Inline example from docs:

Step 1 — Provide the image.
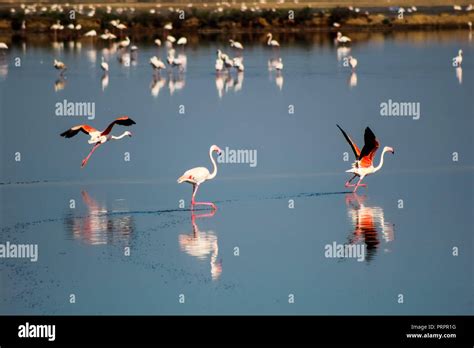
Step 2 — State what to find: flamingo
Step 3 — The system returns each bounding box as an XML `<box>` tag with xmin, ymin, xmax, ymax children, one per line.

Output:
<box><xmin>53</xmin><ymin>59</ymin><xmax>67</xmax><ymax>75</ymax></box>
<box><xmin>177</xmin><ymin>145</ymin><xmax>223</xmax><ymax>210</ymax></box>
<box><xmin>0</xmin><ymin>42</ymin><xmax>8</xmax><ymax>50</ymax></box>
<box><xmin>60</xmin><ymin>116</ymin><xmax>136</xmax><ymax>168</ymax></box>
<box><xmin>348</xmin><ymin>55</ymin><xmax>358</xmax><ymax>71</ymax></box>
<box><xmin>233</xmin><ymin>57</ymin><xmax>245</xmax><ymax>72</ymax></box>
<box><xmin>337</xmin><ymin>125</ymin><xmax>394</xmax><ymax>192</ymax></box>
<box><xmin>336</xmin><ymin>32</ymin><xmax>352</xmax><ymax>45</ymax></box>
<box><xmin>266</xmin><ymin>33</ymin><xmax>280</xmax><ymax>47</ymax></box>
<box><xmin>84</xmin><ymin>30</ymin><xmax>97</xmax><ymax>37</ymax></box>
<box><xmin>154</xmin><ymin>38</ymin><xmax>162</xmax><ymax>47</ymax></box>
<box><xmin>118</xmin><ymin>36</ymin><xmax>130</xmax><ymax>49</ymax></box>
<box><xmin>177</xmin><ymin>37</ymin><xmax>187</xmax><ymax>46</ymax></box>
<box><xmin>150</xmin><ymin>56</ymin><xmax>166</xmax><ymax>74</ymax></box>
<box><xmin>229</xmin><ymin>39</ymin><xmax>244</xmax><ymax>50</ymax></box>
<box><xmin>453</xmin><ymin>49</ymin><xmax>463</xmax><ymax>66</ymax></box>
<box><xmin>100</xmin><ymin>56</ymin><xmax>109</xmax><ymax>73</ymax></box>
<box><xmin>274</xmin><ymin>57</ymin><xmax>283</xmax><ymax>71</ymax></box>
<box><xmin>215</xmin><ymin>57</ymin><xmax>224</xmax><ymax>72</ymax></box>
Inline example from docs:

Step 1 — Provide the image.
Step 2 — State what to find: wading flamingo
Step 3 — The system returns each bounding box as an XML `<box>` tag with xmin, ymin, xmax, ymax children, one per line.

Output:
<box><xmin>150</xmin><ymin>56</ymin><xmax>166</xmax><ymax>74</ymax></box>
<box><xmin>54</xmin><ymin>59</ymin><xmax>67</xmax><ymax>75</ymax></box>
<box><xmin>266</xmin><ymin>33</ymin><xmax>280</xmax><ymax>47</ymax></box>
<box><xmin>336</xmin><ymin>32</ymin><xmax>352</xmax><ymax>45</ymax></box>
<box><xmin>229</xmin><ymin>39</ymin><xmax>244</xmax><ymax>50</ymax></box>
<box><xmin>177</xmin><ymin>145</ymin><xmax>222</xmax><ymax>210</ymax></box>
<box><xmin>100</xmin><ymin>56</ymin><xmax>109</xmax><ymax>73</ymax></box>
<box><xmin>453</xmin><ymin>49</ymin><xmax>463</xmax><ymax>66</ymax></box>
<box><xmin>60</xmin><ymin>116</ymin><xmax>136</xmax><ymax>168</ymax></box>
<box><xmin>337</xmin><ymin>125</ymin><xmax>394</xmax><ymax>192</ymax></box>
<box><xmin>348</xmin><ymin>55</ymin><xmax>358</xmax><ymax>71</ymax></box>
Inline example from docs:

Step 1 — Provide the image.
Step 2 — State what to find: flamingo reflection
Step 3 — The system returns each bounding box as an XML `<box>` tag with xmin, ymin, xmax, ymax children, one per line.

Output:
<box><xmin>345</xmin><ymin>193</ymin><xmax>394</xmax><ymax>262</ymax></box>
<box><xmin>65</xmin><ymin>191</ymin><xmax>134</xmax><ymax>246</ymax></box>
<box><xmin>178</xmin><ymin>210</ymin><xmax>222</xmax><ymax>280</ymax></box>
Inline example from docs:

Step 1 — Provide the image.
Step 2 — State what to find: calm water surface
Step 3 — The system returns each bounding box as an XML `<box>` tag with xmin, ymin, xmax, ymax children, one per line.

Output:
<box><xmin>0</xmin><ymin>31</ymin><xmax>472</xmax><ymax>314</ymax></box>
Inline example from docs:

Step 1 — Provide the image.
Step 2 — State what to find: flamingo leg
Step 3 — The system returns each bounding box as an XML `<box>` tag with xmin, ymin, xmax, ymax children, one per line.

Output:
<box><xmin>191</xmin><ymin>184</ymin><xmax>216</xmax><ymax>211</ymax></box>
<box><xmin>353</xmin><ymin>177</ymin><xmax>367</xmax><ymax>193</ymax></box>
<box><xmin>81</xmin><ymin>143</ymin><xmax>101</xmax><ymax>168</ymax></box>
<box><xmin>345</xmin><ymin>174</ymin><xmax>358</xmax><ymax>188</ymax></box>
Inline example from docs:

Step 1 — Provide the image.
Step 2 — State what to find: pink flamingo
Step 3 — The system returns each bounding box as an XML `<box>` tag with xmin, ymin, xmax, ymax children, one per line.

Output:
<box><xmin>177</xmin><ymin>145</ymin><xmax>222</xmax><ymax>210</ymax></box>
<box><xmin>337</xmin><ymin>125</ymin><xmax>394</xmax><ymax>192</ymax></box>
<box><xmin>60</xmin><ymin>116</ymin><xmax>135</xmax><ymax>168</ymax></box>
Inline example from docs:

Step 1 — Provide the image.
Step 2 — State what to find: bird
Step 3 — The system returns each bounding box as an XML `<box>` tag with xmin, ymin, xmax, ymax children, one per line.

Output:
<box><xmin>233</xmin><ymin>57</ymin><xmax>245</xmax><ymax>72</ymax></box>
<box><xmin>453</xmin><ymin>49</ymin><xmax>463</xmax><ymax>66</ymax></box>
<box><xmin>84</xmin><ymin>30</ymin><xmax>97</xmax><ymax>37</ymax></box>
<box><xmin>274</xmin><ymin>57</ymin><xmax>283</xmax><ymax>71</ymax></box>
<box><xmin>60</xmin><ymin>116</ymin><xmax>136</xmax><ymax>168</ymax></box>
<box><xmin>177</xmin><ymin>37</ymin><xmax>187</xmax><ymax>46</ymax></box>
<box><xmin>154</xmin><ymin>38</ymin><xmax>162</xmax><ymax>47</ymax></box>
<box><xmin>53</xmin><ymin>59</ymin><xmax>67</xmax><ymax>75</ymax></box>
<box><xmin>150</xmin><ymin>56</ymin><xmax>166</xmax><ymax>73</ymax></box>
<box><xmin>215</xmin><ymin>58</ymin><xmax>224</xmax><ymax>72</ymax></box>
<box><xmin>164</xmin><ymin>22</ymin><xmax>173</xmax><ymax>30</ymax></box>
<box><xmin>266</xmin><ymin>33</ymin><xmax>280</xmax><ymax>47</ymax></box>
<box><xmin>0</xmin><ymin>42</ymin><xmax>8</xmax><ymax>50</ymax></box>
<box><xmin>337</xmin><ymin>125</ymin><xmax>394</xmax><ymax>192</ymax></box>
<box><xmin>336</xmin><ymin>32</ymin><xmax>352</xmax><ymax>45</ymax></box>
<box><xmin>468</xmin><ymin>21</ymin><xmax>472</xmax><ymax>31</ymax></box>
<box><xmin>118</xmin><ymin>36</ymin><xmax>130</xmax><ymax>49</ymax></box>
<box><xmin>348</xmin><ymin>55</ymin><xmax>358</xmax><ymax>70</ymax></box>
<box><xmin>177</xmin><ymin>145</ymin><xmax>222</xmax><ymax>210</ymax></box>
<box><xmin>100</xmin><ymin>56</ymin><xmax>109</xmax><ymax>73</ymax></box>
<box><xmin>229</xmin><ymin>39</ymin><xmax>244</xmax><ymax>50</ymax></box>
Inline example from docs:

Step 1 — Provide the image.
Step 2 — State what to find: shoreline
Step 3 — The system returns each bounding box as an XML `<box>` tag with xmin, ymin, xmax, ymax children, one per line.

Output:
<box><xmin>0</xmin><ymin>4</ymin><xmax>473</xmax><ymax>36</ymax></box>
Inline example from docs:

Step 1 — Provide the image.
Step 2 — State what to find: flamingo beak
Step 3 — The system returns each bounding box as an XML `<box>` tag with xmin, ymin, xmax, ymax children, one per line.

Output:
<box><xmin>128</xmin><ymin>132</ymin><xmax>133</xmax><ymax>137</ymax></box>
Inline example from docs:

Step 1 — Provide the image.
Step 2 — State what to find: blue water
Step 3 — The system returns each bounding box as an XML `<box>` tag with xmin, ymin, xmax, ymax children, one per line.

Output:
<box><xmin>0</xmin><ymin>30</ymin><xmax>472</xmax><ymax>314</ymax></box>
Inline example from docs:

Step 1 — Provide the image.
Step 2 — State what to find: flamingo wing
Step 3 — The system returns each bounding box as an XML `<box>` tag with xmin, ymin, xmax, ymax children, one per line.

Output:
<box><xmin>60</xmin><ymin>125</ymin><xmax>98</xmax><ymax>138</ymax></box>
<box><xmin>101</xmin><ymin>116</ymin><xmax>136</xmax><ymax>135</ymax></box>
<box><xmin>178</xmin><ymin>167</ymin><xmax>210</xmax><ymax>184</ymax></box>
<box><xmin>358</xmin><ymin>127</ymin><xmax>380</xmax><ymax>167</ymax></box>
<box><xmin>337</xmin><ymin>124</ymin><xmax>361</xmax><ymax>158</ymax></box>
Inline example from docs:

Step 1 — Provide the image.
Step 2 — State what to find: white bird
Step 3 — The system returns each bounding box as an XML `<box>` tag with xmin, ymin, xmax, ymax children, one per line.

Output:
<box><xmin>164</xmin><ymin>22</ymin><xmax>173</xmax><ymax>30</ymax></box>
<box><xmin>215</xmin><ymin>58</ymin><xmax>224</xmax><ymax>72</ymax></box>
<box><xmin>150</xmin><ymin>56</ymin><xmax>166</xmax><ymax>71</ymax></box>
<box><xmin>229</xmin><ymin>39</ymin><xmax>244</xmax><ymax>49</ymax></box>
<box><xmin>348</xmin><ymin>55</ymin><xmax>358</xmax><ymax>70</ymax></box>
<box><xmin>266</xmin><ymin>33</ymin><xmax>280</xmax><ymax>47</ymax></box>
<box><xmin>333</xmin><ymin>22</ymin><xmax>341</xmax><ymax>28</ymax></box>
<box><xmin>468</xmin><ymin>21</ymin><xmax>472</xmax><ymax>31</ymax></box>
<box><xmin>167</xmin><ymin>35</ymin><xmax>176</xmax><ymax>44</ymax></box>
<box><xmin>50</xmin><ymin>20</ymin><xmax>64</xmax><ymax>31</ymax></box>
<box><xmin>177</xmin><ymin>37</ymin><xmax>187</xmax><ymax>46</ymax></box>
<box><xmin>67</xmin><ymin>23</ymin><xmax>75</xmax><ymax>30</ymax></box>
<box><xmin>336</xmin><ymin>32</ymin><xmax>351</xmax><ymax>44</ymax></box>
<box><xmin>154</xmin><ymin>38</ymin><xmax>162</xmax><ymax>46</ymax></box>
<box><xmin>274</xmin><ymin>57</ymin><xmax>283</xmax><ymax>71</ymax></box>
<box><xmin>101</xmin><ymin>56</ymin><xmax>109</xmax><ymax>73</ymax></box>
<box><xmin>118</xmin><ymin>36</ymin><xmax>130</xmax><ymax>49</ymax></box>
<box><xmin>233</xmin><ymin>57</ymin><xmax>244</xmax><ymax>71</ymax></box>
<box><xmin>84</xmin><ymin>30</ymin><xmax>97</xmax><ymax>37</ymax></box>
<box><xmin>75</xmin><ymin>24</ymin><xmax>82</xmax><ymax>31</ymax></box>
<box><xmin>177</xmin><ymin>145</ymin><xmax>223</xmax><ymax>210</ymax></box>
<box><xmin>115</xmin><ymin>23</ymin><xmax>127</xmax><ymax>30</ymax></box>
<box><xmin>453</xmin><ymin>49</ymin><xmax>463</xmax><ymax>66</ymax></box>
<box><xmin>0</xmin><ymin>42</ymin><xmax>8</xmax><ymax>50</ymax></box>
<box><xmin>453</xmin><ymin>5</ymin><xmax>462</xmax><ymax>11</ymax></box>
<box><xmin>53</xmin><ymin>59</ymin><xmax>67</xmax><ymax>75</ymax></box>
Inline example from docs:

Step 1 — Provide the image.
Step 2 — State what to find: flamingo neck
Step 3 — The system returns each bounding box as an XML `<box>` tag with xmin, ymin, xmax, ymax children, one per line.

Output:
<box><xmin>111</xmin><ymin>132</ymin><xmax>128</xmax><ymax>140</ymax></box>
<box><xmin>374</xmin><ymin>148</ymin><xmax>389</xmax><ymax>173</ymax></box>
<box><xmin>208</xmin><ymin>148</ymin><xmax>218</xmax><ymax>180</ymax></box>
<box><xmin>267</xmin><ymin>35</ymin><xmax>272</xmax><ymax>45</ymax></box>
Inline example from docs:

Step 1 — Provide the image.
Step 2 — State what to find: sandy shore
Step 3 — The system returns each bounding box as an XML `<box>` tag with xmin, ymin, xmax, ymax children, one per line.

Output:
<box><xmin>0</xmin><ymin>2</ymin><xmax>473</xmax><ymax>34</ymax></box>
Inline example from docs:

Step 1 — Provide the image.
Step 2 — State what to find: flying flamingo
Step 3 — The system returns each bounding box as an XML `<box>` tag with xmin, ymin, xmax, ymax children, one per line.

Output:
<box><xmin>177</xmin><ymin>145</ymin><xmax>222</xmax><ymax>210</ymax></box>
<box><xmin>60</xmin><ymin>116</ymin><xmax>136</xmax><ymax>168</ymax></box>
<box><xmin>337</xmin><ymin>125</ymin><xmax>394</xmax><ymax>192</ymax></box>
